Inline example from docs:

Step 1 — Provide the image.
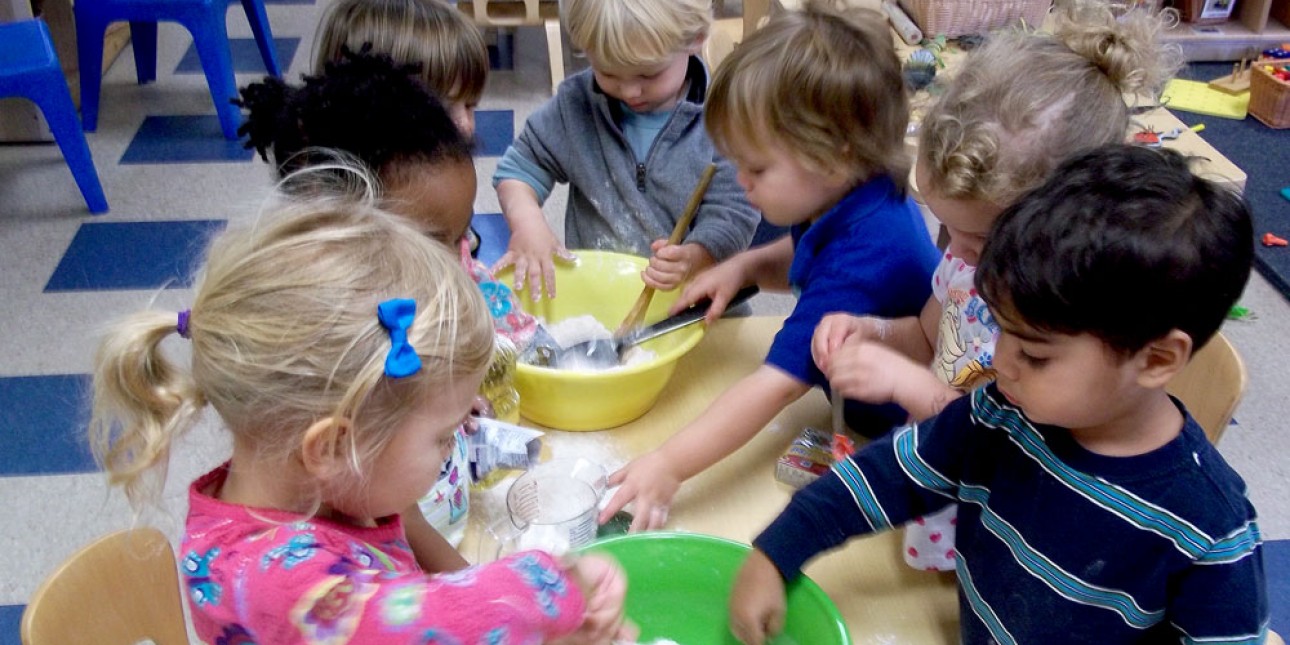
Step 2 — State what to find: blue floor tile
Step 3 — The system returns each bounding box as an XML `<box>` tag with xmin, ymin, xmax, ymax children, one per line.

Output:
<box><xmin>175</xmin><ymin>37</ymin><xmax>299</xmax><ymax>75</ymax></box>
<box><xmin>472</xmin><ymin>212</ymin><xmax>510</xmax><ymax>267</ymax></box>
<box><xmin>120</xmin><ymin>116</ymin><xmax>254</xmax><ymax>165</ymax></box>
<box><xmin>0</xmin><ymin>604</ymin><xmax>21</xmax><ymax>645</ymax></box>
<box><xmin>474</xmin><ymin>110</ymin><xmax>513</xmax><ymax>158</ymax></box>
<box><xmin>45</xmin><ymin>220</ymin><xmax>226</xmax><ymax>292</ymax></box>
<box><xmin>0</xmin><ymin>375</ymin><xmax>95</xmax><ymax>477</ymax></box>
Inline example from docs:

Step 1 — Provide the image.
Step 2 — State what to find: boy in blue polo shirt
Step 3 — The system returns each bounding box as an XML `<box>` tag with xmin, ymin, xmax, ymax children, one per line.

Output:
<box><xmin>600</xmin><ymin>1</ymin><xmax>938</xmax><ymax>532</ymax></box>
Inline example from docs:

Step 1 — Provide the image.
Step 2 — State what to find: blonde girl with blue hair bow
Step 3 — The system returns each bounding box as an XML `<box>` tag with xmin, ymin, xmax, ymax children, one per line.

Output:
<box><xmin>88</xmin><ymin>166</ymin><xmax>631</xmax><ymax>645</ymax></box>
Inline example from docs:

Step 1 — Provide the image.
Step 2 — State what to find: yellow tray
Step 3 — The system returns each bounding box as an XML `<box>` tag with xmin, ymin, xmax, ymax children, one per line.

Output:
<box><xmin>1162</xmin><ymin>79</ymin><xmax>1250</xmax><ymax>119</ymax></box>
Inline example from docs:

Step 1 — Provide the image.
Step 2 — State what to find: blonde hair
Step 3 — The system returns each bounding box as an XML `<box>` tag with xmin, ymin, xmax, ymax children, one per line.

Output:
<box><xmin>315</xmin><ymin>0</ymin><xmax>488</xmax><ymax>104</ymax></box>
<box><xmin>919</xmin><ymin>1</ymin><xmax>1182</xmax><ymax>205</ymax></box>
<box><xmin>89</xmin><ymin>167</ymin><xmax>494</xmax><ymax>509</ymax></box>
<box><xmin>706</xmin><ymin>0</ymin><xmax>909</xmax><ymax>189</ymax></box>
<box><xmin>564</xmin><ymin>0</ymin><xmax>711</xmax><ymax>68</ymax></box>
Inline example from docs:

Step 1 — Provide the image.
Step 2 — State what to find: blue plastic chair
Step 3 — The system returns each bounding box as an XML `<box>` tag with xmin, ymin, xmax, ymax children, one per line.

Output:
<box><xmin>75</xmin><ymin>0</ymin><xmax>282</xmax><ymax>140</ymax></box>
<box><xmin>0</xmin><ymin>19</ymin><xmax>108</xmax><ymax>214</ymax></box>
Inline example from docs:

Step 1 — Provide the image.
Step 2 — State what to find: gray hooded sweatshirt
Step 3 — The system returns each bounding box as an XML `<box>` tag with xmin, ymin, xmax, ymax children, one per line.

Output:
<box><xmin>492</xmin><ymin>57</ymin><xmax>758</xmax><ymax>261</ymax></box>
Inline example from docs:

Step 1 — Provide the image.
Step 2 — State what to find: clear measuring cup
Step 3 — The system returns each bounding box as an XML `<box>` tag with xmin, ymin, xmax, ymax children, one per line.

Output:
<box><xmin>485</xmin><ymin>458</ymin><xmax>607</xmax><ymax>559</ymax></box>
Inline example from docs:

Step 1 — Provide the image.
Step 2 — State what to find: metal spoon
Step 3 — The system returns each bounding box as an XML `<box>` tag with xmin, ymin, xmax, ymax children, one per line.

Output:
<box><xmin>547</xmin><ymin>285</ymin><xmax>760</xmax><ymax>370</ymax></box>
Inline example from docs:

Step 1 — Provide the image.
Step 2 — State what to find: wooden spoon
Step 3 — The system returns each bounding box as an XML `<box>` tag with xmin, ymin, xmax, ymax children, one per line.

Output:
<box><xmin>614</xmin><ymin>163</ymin><xmax>718</xmax><ymax>336</ymax></box>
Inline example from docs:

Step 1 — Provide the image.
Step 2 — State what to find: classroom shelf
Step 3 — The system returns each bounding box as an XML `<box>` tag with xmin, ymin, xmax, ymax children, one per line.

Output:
<box><xmin>1163</xmin><ymin>0</ymin><xmax>1290</xmax><ymax>61</ymax></box>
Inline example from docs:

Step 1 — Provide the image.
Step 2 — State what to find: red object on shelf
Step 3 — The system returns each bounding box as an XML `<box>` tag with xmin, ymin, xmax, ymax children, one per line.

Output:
<box><xmin>1261</xmin><ymin>232</ymin><xmax>1288</xmax><ymax>247</ymax></box>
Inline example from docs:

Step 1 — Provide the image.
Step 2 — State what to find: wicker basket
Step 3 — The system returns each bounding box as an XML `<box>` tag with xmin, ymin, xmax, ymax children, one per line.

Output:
<box><xmin>896</xmin><ymin>0</ymin><xmax>1052</xmax><ymax>37</ymax></box>
<box><xmin>1249</xmin><ymin>63</ymin><xmax>1290</xmax><ymax>129</ymax></box>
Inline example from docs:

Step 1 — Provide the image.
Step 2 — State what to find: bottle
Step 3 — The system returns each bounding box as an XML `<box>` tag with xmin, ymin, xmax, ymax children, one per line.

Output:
<box><xmin>482</xmin><ymin>335</ymin><xmax>521</xmax><ymax>425</ymax></box>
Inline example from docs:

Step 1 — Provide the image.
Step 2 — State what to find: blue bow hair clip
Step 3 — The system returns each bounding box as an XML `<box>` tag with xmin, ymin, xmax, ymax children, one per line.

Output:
<box><xmin>377</xmin><ymin>298</ymin><xmax>422</xmax><ymax>378</ymax></box>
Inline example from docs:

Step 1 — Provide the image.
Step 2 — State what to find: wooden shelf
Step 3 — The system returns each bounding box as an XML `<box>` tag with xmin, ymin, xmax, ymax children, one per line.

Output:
<box><xmin>1164</xmin><ymin>0</ymin><xmax>1290</xmax><ymax>60</ymax></box>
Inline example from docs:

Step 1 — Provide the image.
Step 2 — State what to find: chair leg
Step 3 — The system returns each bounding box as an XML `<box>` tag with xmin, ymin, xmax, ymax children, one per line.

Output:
<box><xmin>129</xmin><ymin>21</ymin><xmax>158</xmax><ymax>84</ymax></box>
<box><xmin>545</xmin><ymin>19</ymin><xmax>564</xmax><ymax>95</ymax></box>
<box><xmin>74</xmin><ymin>10</ymin><xmax>107</xmax><ymax>132</ymax></box>
<box><xmin>184</xmin><ymin>17</ymin><xmax>241</xmax><ymax>139</ymax></box>
<box><xmin>33</xmin><ymin>71</ymin><xmax>109</xmax><ymax>214</ymax></box>
<box><xmin>239</xmin><ymin>0</ymin><xmax>281</xmax><ymax>76</ymax></box>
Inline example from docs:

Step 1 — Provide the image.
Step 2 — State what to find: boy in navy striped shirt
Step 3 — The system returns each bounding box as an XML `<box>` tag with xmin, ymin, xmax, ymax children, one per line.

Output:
<box><xmin>730</xmin><ymin>145</ymin><xmax>1267</xmax><ymax>645</ymax></box>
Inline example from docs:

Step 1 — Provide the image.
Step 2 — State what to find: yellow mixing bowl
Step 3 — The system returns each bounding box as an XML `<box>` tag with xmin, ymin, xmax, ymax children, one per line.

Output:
<box><xmin>496</xmin><ymin>251</ymin><xmax>705</xmax><ymax>430</ymax></box>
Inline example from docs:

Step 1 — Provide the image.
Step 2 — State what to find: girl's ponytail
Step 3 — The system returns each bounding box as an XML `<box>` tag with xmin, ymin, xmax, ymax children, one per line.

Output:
<box><xmin>1055</xmin><ymin>0</ymin><xmax>1182</xmax><ymax>97</ymax></box>
<box><xmin>89</xmin><ymin>310</ymin><xmax>205</xmax><ymax>508</ymax></box>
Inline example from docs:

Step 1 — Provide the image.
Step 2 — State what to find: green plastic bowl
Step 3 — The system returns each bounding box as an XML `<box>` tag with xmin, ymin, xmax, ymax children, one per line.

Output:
<box><xmin>578</xmin><ymin>532</ymin><xmax>851</xmax><ymax>645</ymax></box>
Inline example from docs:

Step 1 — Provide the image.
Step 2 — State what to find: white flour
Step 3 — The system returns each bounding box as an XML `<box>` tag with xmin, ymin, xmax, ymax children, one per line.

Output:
<box><xmin>537</xmin><ymin>315</ymin><xmax>657</xmax><ymax>370</ymax></box>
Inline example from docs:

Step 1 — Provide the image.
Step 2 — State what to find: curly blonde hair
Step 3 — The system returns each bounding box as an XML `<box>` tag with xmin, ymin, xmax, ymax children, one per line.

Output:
<box><xmin>315</xmin><ymin>0</ymin><xmax>488</xmax><ymax>105</ymax></box>
<box><xmin>706</xmin><ymin>0</ymin><xmax>909</xmax><ymax>188</ymax></box>
<box><xmin>89</xmin><ymin>166</ymin><xmax>494</xmax><ymax>509</ymax></box>
<box><xmin>564</xmin><ymin>0</ymin><xmax>711</xmax><ymax>68</ymax></box>
<box><xmin>919</xmin><ymin>1</ymin><xmax>1182</xmax><ymax>205</ymax></box>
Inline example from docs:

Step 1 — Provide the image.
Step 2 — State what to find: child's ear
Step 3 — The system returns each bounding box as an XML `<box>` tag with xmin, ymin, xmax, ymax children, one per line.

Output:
<box><xmin>687</xmin><ymin>32</ymin><xmax>707</xmax><ymax>55</ymax></box>
<box><xmin>1135</xmin><ymin>329</ymin><xmax>1193</xmax><ymax>389</ymax></box>
<box><xmin>300</xmin><ymin>416</ymin><xmax>352</xmax><ymax>481</ymax></box>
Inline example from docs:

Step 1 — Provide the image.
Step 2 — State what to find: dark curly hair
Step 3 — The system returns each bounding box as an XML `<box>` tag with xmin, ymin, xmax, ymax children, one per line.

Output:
<box><xmin>236</xmin><ymin>49</ymin><xmax>473</xmax><ymax>184</ymax></box>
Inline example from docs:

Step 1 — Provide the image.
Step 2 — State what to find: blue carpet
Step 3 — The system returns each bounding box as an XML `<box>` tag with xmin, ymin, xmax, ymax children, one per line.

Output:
<box><xmin>45</xmin><ymin>220</ymin><xmax>226</xmax><ymax>291</ymax></box>
<box><xmin>0</xmin><ymin>375</ymin><xmax>94</xmax><ymax>477</ymax></box>
<box><xmin>174</xmin><ymin>37</ymin><xmax>299</xmax><ymax>75</ymax></box>
<box><xmin>1174</xmin><ymin>63</ymin><xmax>1290</xmax><ymax>302</ymax></box>
<box><xmin>1268</xmin><ymin>539</ymin><xmax>1290</xmax><ymax>635</ymax></box>
<box><xmin>0</xmin><ymin>604</ymin><xmax>21</xmax><ymax>645</ymax></box>
<box><xmin>120</xmin><ymin>116</ymin><xmax>254</xmax><ymax>164</ymax></box>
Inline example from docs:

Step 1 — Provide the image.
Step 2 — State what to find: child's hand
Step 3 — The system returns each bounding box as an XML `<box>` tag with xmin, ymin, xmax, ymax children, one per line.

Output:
<box><xmin>729</xmin><ymin>550</ymin><xmax>786</xmax><ymax>645</ymax></box>
<box><xmin>827</xmin><ymin>338</ymin><xmax>936</xmax><ymax>406</ymax></box>
<box><xmin>812</xmin><ymin>313</ymin><xmax>892</xmax><ymax>374</ymax></box>
<box><xmin>551</xmin><ymin>555</ymin><xmax>635</xmax><ymax>645</ymax></box>
<box><xmin>668</xmin><ymin>259</ymin><xmax>750</xmax><ymax>324</ymax></box>
<box><xmin>599</xmin><ymin>451</ymin><xmax>679</xmax><ymax>532</ymax></box>
<box><xmin>643</xmin><ymin>240</ymin><xmax>714</xmax><ymax>292</ymax></box>
<box><xmin>463</xmin><ymin>395</ymin><xmax>495</xmax><ymax>435</ymax></box>
<box><xmin>493</xmin><ymin>220</ymin><xmax>576</xmax><ymax>301</ymax></box>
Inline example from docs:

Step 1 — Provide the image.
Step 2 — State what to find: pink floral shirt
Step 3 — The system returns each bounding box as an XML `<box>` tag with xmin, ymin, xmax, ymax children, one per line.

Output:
<box><xmin>183</xmin><ymin>466</ymin><xmax>585</xmax><ymax>644</ymax></box>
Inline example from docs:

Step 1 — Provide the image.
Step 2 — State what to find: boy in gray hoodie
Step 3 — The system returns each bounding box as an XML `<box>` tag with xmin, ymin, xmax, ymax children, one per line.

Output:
<box><xmin>491</xmin><ymin>0</ymin><xmax>758</xmax><ymax>299</ymax></box>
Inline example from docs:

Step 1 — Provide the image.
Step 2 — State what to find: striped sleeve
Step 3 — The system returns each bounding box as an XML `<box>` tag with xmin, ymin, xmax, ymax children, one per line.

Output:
<box><xmin>754</xmin><ymin>398</ymin><xmax>973</xmax><ymax>579</ymax></box>
<box><xmin>1169</xmin><ymin>521</ymin><xmax>1268</xmax><ymax>644</ymax></box>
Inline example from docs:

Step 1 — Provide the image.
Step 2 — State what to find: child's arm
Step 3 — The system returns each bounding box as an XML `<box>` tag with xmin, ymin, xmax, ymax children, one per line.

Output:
<box><xmin>811</xmin><ymin>295</ymin><xmax>940</xmax><ymax>375</ymax></box>
<box><xmin>669</xmin><ymin>236</ymin><xmax>796</xmax><ymax>323</ymax></box>
<box><xmin>1167</xmin><ymin>539</ymin><xmax>1267</xmax><ymax>642</ymax></box>
<box><xmin>729</xmin><ymin>549</ymin><xmax>787</xmax><ymax>645</ymax></box>
<box><xmin>600</xmin><ymin>365</ymin><xmax>811</xmax><ymax>531</ymax></box>
<box><xmin>400</xmin><ymin>504</ymin><xmax>468</xmax><ymax>573</ymax></box>
<box><xmin>495</xmin><ymin>179</ymin><xmax>575</xmax><ymax>300</ymax></box>
<box><xmin>827</xmin><ymin>338</ymin><xmax>961</xmax><ymax>421</ymax></box>
<box><xmin>730</xmin><ymin>406</ymin><xmax>971</xmax><ymax>644</ymax></box>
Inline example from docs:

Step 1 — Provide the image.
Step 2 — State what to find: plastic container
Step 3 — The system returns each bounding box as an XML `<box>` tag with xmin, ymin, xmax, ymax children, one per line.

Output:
<box><xmin>578</xmin><ymin>532</ymin><xmax>852</xmax><ymax>645</ymax></box>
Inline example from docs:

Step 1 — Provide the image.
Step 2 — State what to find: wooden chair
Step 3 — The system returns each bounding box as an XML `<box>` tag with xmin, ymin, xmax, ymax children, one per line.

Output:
<box><xmin>1166</xmin><ymin>331</ymin><xmax>1247</xmax><ymax>445</ymax></box>
<box><xmin>456</xmin><ymin>0</ymin><xmax>565</xmax><ymax>94</ymax></box>
<box><xmin>21</xmin><ymin>527</ymin><xmax>188</xmax><ymax>645</ymax></box>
